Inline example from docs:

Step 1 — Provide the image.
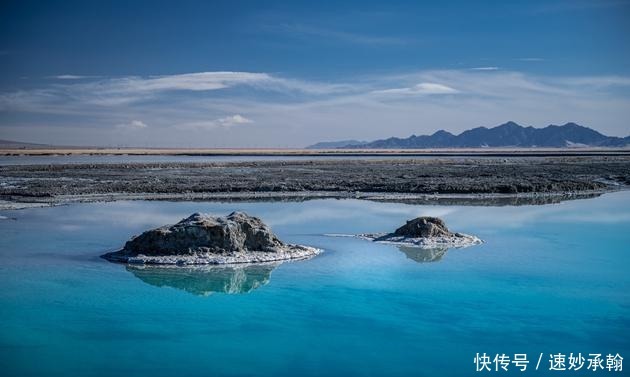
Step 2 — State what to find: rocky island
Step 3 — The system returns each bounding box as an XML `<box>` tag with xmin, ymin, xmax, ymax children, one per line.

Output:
<box><xmin>359</xmin><ymin>216</ymin><xmax>482</xmax><ymax>249</ymax></box>
<box><xmin>102</xmin><ymin>211</ymin><xmax>321</xmax><ymax>265</ymax></box>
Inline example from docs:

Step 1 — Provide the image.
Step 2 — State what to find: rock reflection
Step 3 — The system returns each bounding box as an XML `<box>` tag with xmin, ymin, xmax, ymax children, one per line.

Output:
<box><xmin>127</xmin><ymin>263</ymin><xmax>279</xmax><ymax>296</ymax></box>
<box><xmin>376</xmin><ymin>192</ymin><xmax>601</xmax><ymax>206</ymax></box>
<box><xmin>397</xmin><ymin>246</ymin><xmax>448</xmax><ymax>263</ymax></box>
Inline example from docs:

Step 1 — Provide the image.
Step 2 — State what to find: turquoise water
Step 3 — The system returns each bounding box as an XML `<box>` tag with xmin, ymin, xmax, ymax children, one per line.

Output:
<box><xmin>1</xmin><ymin>193</ymin><xmax>629</xmax><ymax>376</ymax></box>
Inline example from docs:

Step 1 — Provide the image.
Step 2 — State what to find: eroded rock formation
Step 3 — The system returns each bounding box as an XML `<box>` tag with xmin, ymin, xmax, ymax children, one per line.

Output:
<box><xmin>392</xmin><ymin>217</ymin><xmax>452</xmax><ymax>238</ymax></box>
<box><xmin>361</xmin><ymin>216</ymin><xmax>482</xmax><ymax>249</ymax></box>
<box><xmin>102</xmin><ymin>212</ymin><xmax>321</xmax><ymax>264</ymax></box>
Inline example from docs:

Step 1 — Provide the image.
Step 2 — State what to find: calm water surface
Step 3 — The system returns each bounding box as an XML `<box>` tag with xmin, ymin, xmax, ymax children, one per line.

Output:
<box><xmin>0</xmin><ymin>154</ymin><xmax>330</xmax><ymax>165</ymax></box>
<box><xmin>0</xmin><ymin>154</ymin><xmax>506</xmax><ymax>165</ymax></box>
<box><xmin>1</xmin><ymin>193</ymin><xmax>629</xmax><ymax>376</ymax></box>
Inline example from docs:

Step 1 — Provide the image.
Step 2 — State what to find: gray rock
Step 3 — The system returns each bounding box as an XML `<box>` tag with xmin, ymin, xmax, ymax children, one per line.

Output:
<box><xmin>360</xmin><ymin>216</ymin><xmax>482</xmax><ymax>249</ymax></box>
<box><xmin>392</xmin><ymin>216</ymin><xmax>452</xmax><ymax>238</ymax></box>
<box><xmin>102</xmin><ymin>212</ymin><xmax>321</xmax><ymax>264</ymax></box>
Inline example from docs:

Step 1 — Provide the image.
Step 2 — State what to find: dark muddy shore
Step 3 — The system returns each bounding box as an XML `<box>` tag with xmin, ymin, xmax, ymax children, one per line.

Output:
<box><xmin>1</xmin><ymin>156</ymin><xmax>629</xmax><ymax>208</ymax></box>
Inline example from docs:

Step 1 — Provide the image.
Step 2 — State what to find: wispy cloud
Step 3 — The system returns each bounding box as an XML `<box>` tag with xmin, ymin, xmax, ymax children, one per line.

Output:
<box><xmin>177</xmin><ymin>114</ymin><xmax>253</xmax><ymax>130</ymax></box>
<box><xmin>372</xmin><ymin>82</ymin><xmax>459</xmax><ymax>96</ymax></box>
<box><xmin>50</xmin><ymin>75</ymin><xmax>99</xmax><ymax>80</ymax></box>
<box><xmin>471</xmin><ymin>67</ymin><xmax>500</xmax><ymax>71</ymax></box>
<box><xmin>42</xmin><ymin>72</ymin><xmax>356</xmax><ymax>107</ymax></box>
<box><xmin>2</xmin><ymin>69</ymin><xmax>630</xmax><ymax>146</ymax></box>
<box><xmin>115</xmin><ymin>120</ymin><xmax>148</xmax><ymax>130</ymax></box>
<box><xmin>124</xmin><ymin>72</ymin><xmax>270</xmax><ymax>92</ymax></box>
<box><xmin>79</xmin><ymin>72</ymin><xmax>272</xmax><ymax>104</ymax></box>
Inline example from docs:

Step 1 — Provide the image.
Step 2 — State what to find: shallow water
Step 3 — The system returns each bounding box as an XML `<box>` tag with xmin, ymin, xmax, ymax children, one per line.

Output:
<box><xmin>0</xmin><ymin>193</ymin><xmax>629</xmax><ymax>376</ymax></box>
<box><xmin>0</xmin><ymin>154</ymin><xmax>332</xmax><ymax>165</ymax></box>
<box><xmin>0</xmin><ymin>153</ymin><xmax>507</xmax><ymax>165</ymax></box>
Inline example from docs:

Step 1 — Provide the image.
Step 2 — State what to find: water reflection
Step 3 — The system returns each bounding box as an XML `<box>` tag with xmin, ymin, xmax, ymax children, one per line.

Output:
<box><xmin>377</xmin><ymin>192</ymin><xmax>601</xmax><ymax>207</ymax></box>
<box><xmin>126</xmin><ymin>263</ymin><xmax>279</xmax><ymax>296</ymax></box>
<box><xmin>397</xmin><ymin>246</ymin><xmax>448</xmax><ymax>263</ymax></box>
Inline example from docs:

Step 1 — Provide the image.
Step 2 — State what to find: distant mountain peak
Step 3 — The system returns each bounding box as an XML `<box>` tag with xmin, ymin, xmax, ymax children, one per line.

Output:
<box><xmin>561</xmin><ymin>122</ymin><xmax>588</xmax><ymax>129</ymax></box>
<box><xmin>432</xmin><ymin>130</ymin><xmax>454</xmax><ymax>137</ymax></box>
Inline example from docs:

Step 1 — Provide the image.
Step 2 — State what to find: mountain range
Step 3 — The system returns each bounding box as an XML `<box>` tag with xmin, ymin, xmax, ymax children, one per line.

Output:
<box><xmin>307</xmin><ymin>122</ymin><xmax>630</xmax><ymax>149</ymax></box>
<box><xmin>306</xmin><ymin>139</ymin><xmax>366</xmax><ymax>149</ymax></box>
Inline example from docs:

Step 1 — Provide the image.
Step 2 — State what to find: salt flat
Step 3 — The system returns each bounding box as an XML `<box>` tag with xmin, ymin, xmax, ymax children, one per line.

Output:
<box><xmin>1</xmin><ymin>155</ymin><xmax>628</xmax><ymax>209</ymax></box>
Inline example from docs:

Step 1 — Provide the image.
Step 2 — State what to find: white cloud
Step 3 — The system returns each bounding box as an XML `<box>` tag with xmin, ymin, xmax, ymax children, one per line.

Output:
<box><xmin>394</xmin><ymin>70</ymin><xmax>573</xmax><ymax>98</ymax></box>
<box><xmin>216</xmin><ymin>114</ymin><xmax>253</xmax><ymax>127</ymax></box>
<box><xmin>25</xmin><ymin>71</ymin><xmax>356</xmax><ymax>107</ymax></box>
<box><xmin>115</xmin><ymin>120</ymin><xmax>148</xmax><ymax>130</ymax></box>
<box><xmin>72</xmin><ymin>72</ymin><xmax>273</xmax><ymax>105</ymax></box>
<box><xmin>2</xmin><ymin>69</ymin><xmax>630</xmax><ymax>147</ymax></box>
<box><xmin>372</xmin><ymin>82</ymin><xmax>459</xmax><ymax>96</ymax></box>
<box><xmin>103</xmin><ymin>71</ymin><xmax>355</xmax><ymax>97</ymax></box>
<box><xmin>471</xmin><ymin>67</ymin><xmax>499</xmax><ymax>71</ymax></box>
<box><xmin>52</xmin><ymin>75</ymin><xmax>92</xmax><ymax>80</ymax></box>
<box><xmin>177</xmin><ymin>114</ymin><xmax>253</xmax><ymax>130</ymax></box>
<box><xmin>122</xmin><ymin>72</ymin><xmax>271</xmax><ymax>92</ymax></box>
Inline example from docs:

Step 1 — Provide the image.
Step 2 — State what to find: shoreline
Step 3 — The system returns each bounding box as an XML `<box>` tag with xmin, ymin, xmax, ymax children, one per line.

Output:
<box><xmin>102</xmin><ymin>245</ymin><xmax>323</xmax><ymax>265</ymax></box>
<box><xmin>1</xmin><ymin>156</ymin><xmax>629</xmax><ymax>210</ymax></box>
<box><xmin>2</xmin><ymin>147</ymin><xmax>630</xmax><ymax>158</ymax></box>
<box><xmin>0</xmin><ymin>188</ymin><xmax>622</xmax><ymax>211</ymax></box>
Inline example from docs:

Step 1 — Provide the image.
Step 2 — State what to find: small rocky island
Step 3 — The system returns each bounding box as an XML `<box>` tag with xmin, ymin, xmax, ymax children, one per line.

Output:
<box><xmin>102</xmin><ymin>212</ymin><xmax>321</xmax><ymax>265</ymax></box>
<box><xmin>359</xmin><ymin>216</ymin><xmax>482</xmax><ymax>248</ymax></box>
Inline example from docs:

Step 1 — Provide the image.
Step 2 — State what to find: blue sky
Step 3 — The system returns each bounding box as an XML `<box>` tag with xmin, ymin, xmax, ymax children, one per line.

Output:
<box><xmin>0</xmin><ymin>0</ymin><xmax>629</xmax><ymax>147</ymax></box>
